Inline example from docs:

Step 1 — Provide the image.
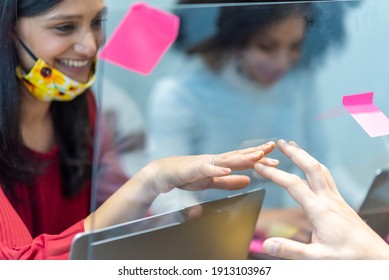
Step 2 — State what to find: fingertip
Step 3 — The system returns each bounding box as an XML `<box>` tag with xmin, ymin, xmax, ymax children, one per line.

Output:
<box><xmin>220</xmin><ymin>167</ymin><xmax>231</xmax><ymax>174</ymax></box>
<box><xmin>267</xmin><ymin>141</ymin><xmax>276</xmax><ymax>151</ymax></box>
<box><xmin>263</xmin><ymin>239</ymin><xmax>280</xmax><ymax>256</ymax></box>
<box><xmin>278</xmin><ymin>139</ymin><xmax>300</xmax><ymax>149</ymax></box>
<box><xmin>267</xmin><ymin>141</ymin><xmax>276</xmax><ymax>148</ymax></box>
<box><xmin>207</xmin><ymin>165</ymin><xmax>231</xmax><ymax>177</ymax></box>
<box><xmin>288</xmin><ymin>140</ymin><xmax>300</xmax><ymax>148</ymax></box>
<box><xmin>277</xmin><ymin>139</ymin><xmax>287</xmax><ymax>146</ymax></box>
<box><xmin>268</xmin><ymin>158</ymin><xmax>279</xmax><ymax>166</ymax></box>
<box><xmin>260</xmin><ymin>141</ymin><xmax>275</xmax><ymax>151</ymax></box>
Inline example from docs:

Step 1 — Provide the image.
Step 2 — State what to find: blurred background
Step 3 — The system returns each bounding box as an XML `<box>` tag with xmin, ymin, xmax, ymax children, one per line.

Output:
<box><xmin>93</xmin><ymin>0</ymin><xmax>389</xmax><ymax>213</ymax></box>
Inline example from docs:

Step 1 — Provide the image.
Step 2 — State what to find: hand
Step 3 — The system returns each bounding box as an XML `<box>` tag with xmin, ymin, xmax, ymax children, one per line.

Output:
<box><xmin>254</xmin><ymin>139</ymin><xmax>389</xmax><ymax>260</ymax></box>
<box><xmin>147</xmin><ymin>141</ymin><xmax>277</xmax><ymax>194</ymax></box>
<box><xmin>86</xmin><ymin>142</ymin><xmax>277</xmax><ymax>232</ymax></box>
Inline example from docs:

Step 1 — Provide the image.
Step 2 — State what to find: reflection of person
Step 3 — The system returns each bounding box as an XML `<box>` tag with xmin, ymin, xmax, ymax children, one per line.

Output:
<box><xmin>147</xmin><ymin>0</ymin><xmax>326</xmax><ymax>213</ymax></box>
<box><xmin>100</xmin><ymin>79</ymin><xmax>146</xmax><ymax>174</ymax></box>
<box><xmin>255</xmin><ymin>140</ymin><xmax>389</xmax><ymax>259</ymax></box>
<box><xmin>95</xmin><ymin>78</ymin><xmax>146</xmax><ymax>205</ymax></box>
<box><xmin>0</xmin><ymin>0</ymin><xmax>277</xmax><ymax>260</ymax></box>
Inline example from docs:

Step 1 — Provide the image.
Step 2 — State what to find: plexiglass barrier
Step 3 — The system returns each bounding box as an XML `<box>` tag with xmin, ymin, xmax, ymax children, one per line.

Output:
<box><xmin>80</xmin><ymin>0</ymin><xmax>389</xmax><ymax>259</ymax></box>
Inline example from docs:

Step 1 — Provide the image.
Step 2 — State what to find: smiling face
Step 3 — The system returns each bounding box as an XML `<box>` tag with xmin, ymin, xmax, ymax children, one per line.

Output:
<box><xmin>16</xmin><ymin>0</ymin><xmax>106</xmax><ymax>84</ymax></box>
<box><xmin>239</xmin><ymin>16</ymin><xmax>307</xmax><ymax>87</ymax></box>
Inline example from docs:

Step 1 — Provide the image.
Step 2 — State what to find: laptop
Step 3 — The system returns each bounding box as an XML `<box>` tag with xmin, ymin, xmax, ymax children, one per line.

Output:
<box><xmin>69</xmin><ymin>188</ymin><xmax>265</xmax><ymax>259</ymax></box>
<box><xmin>358</xmin><ymin>169</ymin><xmax>389</xmax><ymax>243</ymax></box>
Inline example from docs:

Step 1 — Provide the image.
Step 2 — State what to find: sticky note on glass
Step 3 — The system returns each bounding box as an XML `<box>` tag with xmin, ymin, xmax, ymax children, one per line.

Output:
<box><xmin>342</xmin><ymin>92</ymin><xmax>389</xmax><ymax>137</ymax></box>
<box><xmin>99</xmin><ymin>2</ymin><xmax>180</xmax><ymax>75</ymax></box>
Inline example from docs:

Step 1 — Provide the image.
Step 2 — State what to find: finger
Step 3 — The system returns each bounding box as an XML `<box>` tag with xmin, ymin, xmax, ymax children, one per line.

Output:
<box><xmin>183</xmin><ymin>205</ymin><xmax>204</xmax><ymax>221</ymax></box>
<box><xmin>223</xmin><ymin>141</ymin><xmax>275</xmax><ymax>156</ymax></box>
<box><xmin>212</xmin><ymin>175</ymin><xmax>251</xmax><ymax>189</ymax></box>
<box><xmin>278</xmin><ymin>140</ymin><xmax>333</xmax><ymax>194</ymax></box>
<box><xmin>180</xmin><ymin>175</ymin><xmax>251</xmax><ymax>191</ymax></box>
<box><xmin>177</xmin><ymin>151</ymin><xmax>260</xmax><ymax>188</ymax></box>
<box><xmin>263</xmin><ymin>237</ymin><xmax>313</xmax><ymax>260</ymax></box>
<box><xmin>211</xmin><ymin>141</ymin><xmax>275</xmax><ymax>170</ymax></box>
<box><xmin>212</xmin><ymin>151</ymin><xmax>265</xmax><ymax>171</ymax></box>
<box><xmin>285</xmin><ymin>140</ymin><xmax>339</xmax><ymax>194</ymax></box>
<box><xmin>258</xmin><ymin>157</ymin><xmax>280</xmax><ymax>166</ymax></box>
<box><xmin>180</xmin><ymin>162</ymin><xmax>231</xmax><ymax>184</ymax></box>
<box><xmin>254</xmin><ymin>162</ymin><xmax>318</xmax><ymax>213</ymax></box>
<box><xmin>250</xmin><ymin>141</ymin><xmax>276</xmax><ymax>155</ymax></box>
<box><xmin>289</xmin><ymin>141</ymin><xmax>340</xmax><ymax>195</ymax></box>
<box><xmin>261</xmin><ymin>141</ymin><xmax>276</xmax><ymax>155</ymax></box>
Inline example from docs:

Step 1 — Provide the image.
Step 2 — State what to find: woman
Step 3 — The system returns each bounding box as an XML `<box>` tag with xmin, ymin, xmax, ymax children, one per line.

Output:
<box><xmin>0</xmin><ymin>0</ymin><xmax>277</xmax><ymax>260</ymax></box>
<box><xmin>255</xmin><ymin>139</ymin><xmax>389</xmax><ymax>259</ymax></box>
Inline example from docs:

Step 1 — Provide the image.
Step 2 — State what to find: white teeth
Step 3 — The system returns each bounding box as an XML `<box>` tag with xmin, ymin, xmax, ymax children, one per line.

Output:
<box><xmin>60</xmin><ymin>59</ymin><xmax>89</xmax><ymax>68</ymax></box>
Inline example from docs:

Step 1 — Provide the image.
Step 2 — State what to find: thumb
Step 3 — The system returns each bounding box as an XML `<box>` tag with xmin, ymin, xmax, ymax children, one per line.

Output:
<box><xmin>263</xmin><ymin>237</ymin><xmax>311</xmax><ymax>260</ymax></box>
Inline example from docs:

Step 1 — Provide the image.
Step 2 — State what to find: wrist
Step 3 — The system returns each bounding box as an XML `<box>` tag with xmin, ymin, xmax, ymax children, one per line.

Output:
<box><xmin>126</xmin><ymin>161</ymin><xmax>160</xmax><ymax>201</ymax></box>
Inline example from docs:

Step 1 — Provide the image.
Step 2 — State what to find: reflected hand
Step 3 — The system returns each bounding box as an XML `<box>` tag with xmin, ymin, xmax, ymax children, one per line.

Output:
<box><xmin>149</xmin><ymin>141</ymin><xmax>277</xmax><ymax>194</ymax></box>
<box><xmin>254</xmin><ymin>139</ymin><xmax>389</xmax><ymax>260</ymax></box>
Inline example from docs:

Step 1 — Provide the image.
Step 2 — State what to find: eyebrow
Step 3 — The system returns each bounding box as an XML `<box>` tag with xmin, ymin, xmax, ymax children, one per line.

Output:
<box><xmin>47</xmin><ymin>7</ymin><xmax>108</xmax><ymax>21</ymax></box>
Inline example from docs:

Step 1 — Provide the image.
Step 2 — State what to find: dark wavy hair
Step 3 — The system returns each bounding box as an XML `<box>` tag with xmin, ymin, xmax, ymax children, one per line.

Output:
<box><xmin>175</xmin><ymin>0</ymin><xmax>316</xmax><ymax>71</ymax></box>
<box><xmin>174</xmin><ymin>0</ymin><xmax>360</xmax><ymax>71</ymax></box>
<box><xmin>0</xmin><ymin>0</ymin><xmax>93</xmax><ymax>197</ymax></box>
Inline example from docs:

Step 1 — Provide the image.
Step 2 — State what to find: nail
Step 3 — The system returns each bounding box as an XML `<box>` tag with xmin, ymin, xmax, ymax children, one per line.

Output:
<box><xmin>264</xmin><ymin>141</ymin><xmax>273</xmax><ymax>147</ymax></box>
<box><xmin>264</xmin><ymin>240</ymin><xmax>279</xmax><ymax>256</ymax></box>
<box><xmin>288</xmin><ymin>140</ymin><xmax>298</xmax><ymax>147</ymax></box>
<box><xmin>278</xmin><ymin>139</ymin><xmax>287</xmax><ymax>146</ymax></box>
<box><xmin>220</xmin><ymin>168</ymin><xmax>231</xmax><ymax>173</ymax></box>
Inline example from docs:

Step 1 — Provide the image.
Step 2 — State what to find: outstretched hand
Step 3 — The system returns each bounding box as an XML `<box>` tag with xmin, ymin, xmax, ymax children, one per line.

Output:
<box><xmin>254</xmin><ymin>139</ymin><xmax>389</xmax><ymax>260</ymax></box>
<box><xmin>149</xmin><ymin>141</ymin><xmax>277</xmax><ymax>194</ymax></box>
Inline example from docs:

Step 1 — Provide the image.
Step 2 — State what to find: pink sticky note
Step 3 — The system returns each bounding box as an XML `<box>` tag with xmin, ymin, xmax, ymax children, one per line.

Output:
<box><xmin>342</xmin><ymin>92</ymin><xmax>389</xmax><ymax>137</ymax></box>
<box><xmin>99</xmin><ymin>2</ymin><xmax>180</xmax><ymax>75</ymax></box>
<box><xmin>249</xmin><ymin>238</ymin><xmax>264</xmax><ymax>253</ymax></box>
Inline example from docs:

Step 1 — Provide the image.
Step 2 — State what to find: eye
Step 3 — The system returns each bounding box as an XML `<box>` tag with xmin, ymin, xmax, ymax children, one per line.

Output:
<box><xmin>92</xmin><ymin>17</ymin><xmax>106</xmax><ymax>29</ymax></box>
<box><xmin>256</xmin><ymin>43</ymin><xmax>276</xmax><ymax>53</ymax></box>
<box><xmin>54</xmin><ymin>24</ymin><xmax>75</xmax><ymax>33</ymax></box>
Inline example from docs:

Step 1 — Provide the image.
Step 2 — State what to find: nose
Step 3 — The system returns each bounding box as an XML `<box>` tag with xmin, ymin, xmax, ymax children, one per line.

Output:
<box><xmin>273</xmin><ymin>50</ymin><xmax>294</xmax><ymax>72</ymax></box>
<box><xmin>73</xmin><ymin>31</ymin><xmax>99</xmax><ymax>57</ymax></box>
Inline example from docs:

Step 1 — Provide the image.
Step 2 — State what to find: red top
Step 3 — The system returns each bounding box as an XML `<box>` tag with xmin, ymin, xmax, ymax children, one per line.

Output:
<box><xmin>0</xmin><ymin>93</ymin><xmax>95</xmax><ymax>260</ymax></box>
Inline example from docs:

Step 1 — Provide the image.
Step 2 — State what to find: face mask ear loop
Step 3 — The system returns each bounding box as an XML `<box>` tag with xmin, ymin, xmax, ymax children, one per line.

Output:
<box><xmin>18</xmin><ymin>39</ymin><xmax>38</xmax><ymax>61</ymax></box>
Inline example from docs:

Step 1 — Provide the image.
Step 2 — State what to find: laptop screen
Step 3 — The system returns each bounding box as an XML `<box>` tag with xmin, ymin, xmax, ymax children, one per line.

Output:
<box><xmin>358</xmin><ymin>169</ymin><xmax>389</xmax><ymax>243</ymax></box>
<box><xmin>70</xmin><ymin>188</ymin><xmax>265</xmax><ymax>260</ymax></box>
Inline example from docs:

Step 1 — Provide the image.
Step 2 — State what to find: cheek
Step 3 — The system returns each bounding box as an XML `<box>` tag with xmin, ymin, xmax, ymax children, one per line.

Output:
<box><xmin>35</xmin><ymin>42</ymin><xmax>70</xmax><ymax>65</ymax></box>
<box><xmin>242</xmin><ymin>50</ymin><xmax>273</xmax><ymax>70</ymax></box>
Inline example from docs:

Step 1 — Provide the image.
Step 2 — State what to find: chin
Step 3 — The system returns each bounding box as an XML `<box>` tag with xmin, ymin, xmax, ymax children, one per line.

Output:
<box><xmin>69</xmin><ymin>74</ymin><xmax>89</xmax><ymax>84</ymax></box>
<box><xmin>78</xmin><ymin>77</ymin><xmax>90</xmax><ymax>84</ymax></box>
<box><xmin>256</xmin><ymin>78</ymin><xmax>277</xmax><ymax>88</ymax></box>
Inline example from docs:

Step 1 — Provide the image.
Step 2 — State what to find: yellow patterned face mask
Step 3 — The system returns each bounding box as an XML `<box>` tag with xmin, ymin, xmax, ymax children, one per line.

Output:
<box><xmin>15</xmin><ymin>40</ymin><xmax>95</xmax><ymax>102</ymax></box>
<box><xmin>16</xmin><ymin>59</ymin><xmax>95</xmax><ymax>102</ymax></box>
